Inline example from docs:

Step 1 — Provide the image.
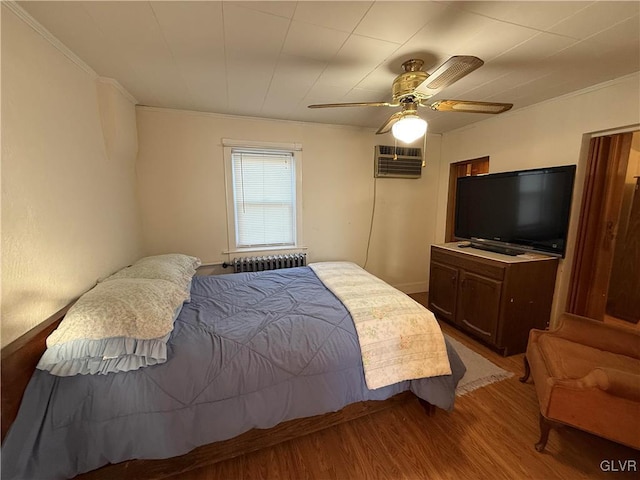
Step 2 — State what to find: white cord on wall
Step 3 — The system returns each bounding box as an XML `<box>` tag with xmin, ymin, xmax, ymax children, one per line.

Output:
<box><xmin>363</xmin><ymin>176</ymin><xmax>377</xmax><ymax>269</ymax></box>
<box><xmin>363</xmin><ymin>135</ymin><xmax>426</xmax><ymax>269</ymax></box>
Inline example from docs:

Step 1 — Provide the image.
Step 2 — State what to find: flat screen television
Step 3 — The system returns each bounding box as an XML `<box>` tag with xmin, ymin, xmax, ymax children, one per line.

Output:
<box><xmin>454</xmin><ymin>165</ymin><xmax>576</xmax><ymax>257</ymax></box>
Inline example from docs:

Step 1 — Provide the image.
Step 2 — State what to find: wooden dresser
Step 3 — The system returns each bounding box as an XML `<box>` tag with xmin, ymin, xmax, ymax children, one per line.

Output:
<box><xmin>428</xmin><ymin>243</ymin><xmax>559</xmax><ymax>355</ymax></box>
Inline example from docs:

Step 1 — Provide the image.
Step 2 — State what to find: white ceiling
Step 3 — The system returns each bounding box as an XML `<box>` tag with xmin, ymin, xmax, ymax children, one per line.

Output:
<box><xmin>16</xmin><ymin>1</ymin><xmax>640</xmax><ymax>133</ymax></box>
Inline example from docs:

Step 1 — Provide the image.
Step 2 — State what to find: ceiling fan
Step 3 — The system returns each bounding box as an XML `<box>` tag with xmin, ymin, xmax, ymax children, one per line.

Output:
<box><xmin>308</xmin><ymin>56</ymin><xmax>513</xmax><ymax>142</ymax></box>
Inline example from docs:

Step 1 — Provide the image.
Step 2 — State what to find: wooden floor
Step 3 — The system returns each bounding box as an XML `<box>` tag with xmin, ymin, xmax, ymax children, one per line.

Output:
<box><xmin>166</xmin><ymin>295</ymin><xmax>639</xmax><ymax>480</ymax></box>
<box><xmin>604</xmin><ymin>313</ymin><xmax>640</xmax><ymax>330</ymax></box>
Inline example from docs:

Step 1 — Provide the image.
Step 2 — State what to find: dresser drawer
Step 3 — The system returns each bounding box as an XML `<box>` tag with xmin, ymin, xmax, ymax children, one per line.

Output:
<box><xmin>431</xmin><ymin>247</ymin><xmax>505</xmax><ymax>280</ymax></box>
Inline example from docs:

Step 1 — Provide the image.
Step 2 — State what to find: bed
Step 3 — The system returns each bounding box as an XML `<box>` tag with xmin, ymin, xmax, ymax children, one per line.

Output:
<box><xmin>1</xmin><ymin>262</ymin><xmax>465</xmax><ymax>480</ymax></box>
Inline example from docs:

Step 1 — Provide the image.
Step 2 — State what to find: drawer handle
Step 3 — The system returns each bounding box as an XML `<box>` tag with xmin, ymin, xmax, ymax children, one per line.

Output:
<box><xmin>462</xmin><ymin>319</ymin><xmax>492</xmax><ymax>337</ymax></box>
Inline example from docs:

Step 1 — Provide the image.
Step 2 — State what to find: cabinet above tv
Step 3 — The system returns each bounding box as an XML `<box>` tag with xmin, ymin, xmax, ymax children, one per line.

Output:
<box><xmin>428</xmin><ymin>243</ymin><xmax>558</xmax><ymax>355</ymax></box>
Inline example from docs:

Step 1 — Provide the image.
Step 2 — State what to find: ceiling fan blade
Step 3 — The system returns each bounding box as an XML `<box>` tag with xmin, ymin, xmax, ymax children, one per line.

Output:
<box><xmin>430</xmin><ymin>100</ymin><xmax>513</xmax><ymax>114</ymax></box>
<box><xmin>308</xmin><ymin>101</ymin><xmax>396</xmax><ymax>109</ymax></box>
<box><xmin>376</xmin><ymin>112</ymin><xmax>404</xmax><ymax>135</ymax></box>
<box><xmin>415</xmin><ymin>56</ymin><xmax>484</xmax><ymax>96</ymax></box>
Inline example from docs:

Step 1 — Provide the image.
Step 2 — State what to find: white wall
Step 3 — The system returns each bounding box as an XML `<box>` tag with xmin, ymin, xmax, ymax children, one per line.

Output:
<box><xmin>135</xmin><ymin>107</ymin><xmax>441</xmax><ymax>292</ymax></box>
<box><xmin>6</xmin><ymin>2</ymin><xmax>637</xmax><ymax>348</ymax></box>
<box><xmin>1</xmin><ymin>7</ymin><xmax>143</xmax><ymax>347</ymax></box>
<box><xmin>435</xmin><ymin>73</ymin><xmax>640</xmax><ymax>325</ymax></box>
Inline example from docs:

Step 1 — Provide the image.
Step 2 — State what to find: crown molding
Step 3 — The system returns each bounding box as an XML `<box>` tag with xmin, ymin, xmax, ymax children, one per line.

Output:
<box><xmin>448</xmin><ymin>71</ymin><xmax>640</xmax><ymax>136</ymax></box>
<box><xmin>3</xmin><ymin>1</ymin><xmax>97</xmax><ymax>78</ymax></box>
<box><xmin>135</xmin><ymin>105</ymin><xmax>375</xmax><ymax>133</ymax></box>
<box><xmin>97</xmin><ymin>78</ymin><xmax>138</xmax><ymax>105</ymax></box>
<box><xmin>5</xmin><ymin>2</ymin><xmax>138</xmax><ymax>105</ymax></box>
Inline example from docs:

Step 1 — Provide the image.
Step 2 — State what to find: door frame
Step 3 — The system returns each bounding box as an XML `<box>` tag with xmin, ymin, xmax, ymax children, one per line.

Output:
<box><xmin>444</xmin><ymin>156</ymin><xmax>489</xmax><ymax>242</ymax></box>
<box><xmin>567</xmin><ymin>132</ymin><xmax>633</xmax><ymax>319</ymax></box>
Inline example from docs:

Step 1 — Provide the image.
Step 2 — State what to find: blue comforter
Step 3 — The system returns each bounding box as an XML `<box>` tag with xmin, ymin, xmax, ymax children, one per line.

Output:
<box><xmin>3</xmin><ymin>267</ymin><xmax>465</xmax><ymax>479</ymax></box>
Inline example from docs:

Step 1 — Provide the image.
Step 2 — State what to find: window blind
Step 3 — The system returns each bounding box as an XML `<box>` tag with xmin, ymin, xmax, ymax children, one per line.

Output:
<box><xmin>231</xmin><ymin>149</ymin><xmax>296</xmax><ymax>248</ymax></box>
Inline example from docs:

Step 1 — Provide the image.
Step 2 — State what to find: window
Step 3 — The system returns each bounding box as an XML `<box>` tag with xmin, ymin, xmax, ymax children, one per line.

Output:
<box><xmin>223</xmin><ymin>140</ymin><xmax>303</xmax><ymax>252</ymax></box>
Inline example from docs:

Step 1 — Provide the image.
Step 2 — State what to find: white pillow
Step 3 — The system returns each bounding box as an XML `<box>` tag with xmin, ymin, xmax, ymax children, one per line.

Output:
<box><xmin>135</xmin><ymin>253</ymin><xmax>201</xmax><ymax>272</ymax></box>
<box><xmin>102</xmin><ymin>260</ymin><xmax>193</xmax><ymax>298</ymax></box>
<box><xmin>37</xmin><ymin>278</ymin><xmax>188</xmax><ymax>376</ymax></box>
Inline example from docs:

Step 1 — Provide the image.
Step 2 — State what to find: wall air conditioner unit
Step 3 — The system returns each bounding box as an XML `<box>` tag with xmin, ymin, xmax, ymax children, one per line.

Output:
<box><xmin>374</xmin><ymin>145</ymin><xmax>423</xmax><ymax>179</ymax></box>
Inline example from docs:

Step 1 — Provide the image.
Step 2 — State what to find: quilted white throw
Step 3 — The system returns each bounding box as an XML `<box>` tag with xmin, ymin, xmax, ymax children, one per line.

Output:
<box><xmin>310</xmin><ymin>262</ymin><xmax>451</xmax><ymax>389</ymax></box>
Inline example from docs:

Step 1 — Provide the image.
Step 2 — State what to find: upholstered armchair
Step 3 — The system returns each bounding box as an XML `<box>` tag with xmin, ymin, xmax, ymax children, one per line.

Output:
<box><xmin>520</xmin><ymin>312</ymin><xmax>640</xmax><ymax>452</ymax></box>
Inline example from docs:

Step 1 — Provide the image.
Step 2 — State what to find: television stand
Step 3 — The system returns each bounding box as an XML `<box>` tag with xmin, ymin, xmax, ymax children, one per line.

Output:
<box><xmin>428</xmin><ymin>243</ymin><xmax>558</xmax><ymax>355</ymax></box>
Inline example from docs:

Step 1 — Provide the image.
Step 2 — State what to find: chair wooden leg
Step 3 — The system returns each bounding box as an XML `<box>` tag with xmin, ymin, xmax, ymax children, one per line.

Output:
<box><xmin>519</xmin><ymin>355</ymin><xmax>531</xmax><ymax>383</ymax></box>
<box><xmin>535</xmin><ymin>414</ymin><xmax>552</xmax><ymax>452</ymax></box>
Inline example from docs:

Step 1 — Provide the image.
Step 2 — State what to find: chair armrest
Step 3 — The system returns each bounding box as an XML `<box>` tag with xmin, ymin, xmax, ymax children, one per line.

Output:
<box><xmin>549</xmin><ymin>313</ymin><xmax>640</xmax><ymax>358</ymax></box>
<box><xmin>556</xmin><ymin>368</ymin><xmax>640</xmax><ymax>402</ymax></box>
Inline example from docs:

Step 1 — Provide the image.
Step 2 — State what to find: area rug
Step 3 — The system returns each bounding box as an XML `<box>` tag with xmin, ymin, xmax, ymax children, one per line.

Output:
<box><xmin>446</xmin><ymin>334</ymin><xmax>514</xmax><ymax>396</ymax></box>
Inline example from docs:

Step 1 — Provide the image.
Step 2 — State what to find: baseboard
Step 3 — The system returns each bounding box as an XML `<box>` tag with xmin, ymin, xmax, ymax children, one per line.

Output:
<box><xmin>392</xmin><ymin>282</ymin><xmax>428</xmax><ymax>295</ymax></box>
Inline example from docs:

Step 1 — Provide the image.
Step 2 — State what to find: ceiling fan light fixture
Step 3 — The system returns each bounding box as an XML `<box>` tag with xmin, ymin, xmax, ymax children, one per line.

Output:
<box><xmin>392</xmin><ymin>115</ymin><xmax>427</xmax><ymax>143</ymax></box>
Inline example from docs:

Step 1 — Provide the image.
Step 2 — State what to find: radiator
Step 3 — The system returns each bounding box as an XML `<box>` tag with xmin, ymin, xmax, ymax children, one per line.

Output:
<box><xmin>225</xmin><ymin>253</ymin><xmax>307</xmax><ymax>273</ymax></box>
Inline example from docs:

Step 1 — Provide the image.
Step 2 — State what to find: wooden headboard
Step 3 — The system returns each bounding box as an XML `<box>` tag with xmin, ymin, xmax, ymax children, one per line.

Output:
<box><xmin>1</xmin><ymin>303</ymin><xmax>74</xmax><ymax>441</ymax></box>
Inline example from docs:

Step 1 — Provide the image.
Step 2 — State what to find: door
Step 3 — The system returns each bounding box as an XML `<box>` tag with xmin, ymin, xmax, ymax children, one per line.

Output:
<box><xmin>457</xmin><ymin>271</ymin><xmax>501</xmax><ymax>343</ymax></box>
<box><xmin>428</xmin><ymin>262</ymin><xmax>458</xmax><ymax>322</ymax></box>
<box><xmin>568</xmin><ymin>133</ymin><xmax>632</xmax><ymax>319</ymax></box>
<box><xmin>606</xmin><ymin>177</ymin><xmax>640</xmax><ymax>322</ymax></box>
